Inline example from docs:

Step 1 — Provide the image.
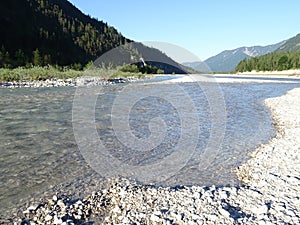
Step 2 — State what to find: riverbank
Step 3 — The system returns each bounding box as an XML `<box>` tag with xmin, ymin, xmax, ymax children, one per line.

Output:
<box><xmin>214</xmin><ymin>74</ymin><xmax>300</xmax><ymax>84</ymax></box>
<box><xmin>7</xmin><ymin>87</ymin><xmax>300</xmax><ymax>224</ymax></box>
<box><xmin>3</xmin><ymin>73</ymin><xmax>300</xmax><ymax>88</ymax></box>
<box><xmin>0</xmin><ymin>65</ymin><xmax>149</xmax><ymax>88</ymax></box>
<box><xmin>0</xmin><ymin>76</ymin><xmax>140</xmax><ymax>88</ymax></box>
<box><xmin>155</xmin><ymin>73</ymin><xmax>300</xmax><ymax>84</ymax></box>
<box><xmin>236</xmin><ymin>69</ymin><xmax>300</xmax><ymax>76</ymax></box>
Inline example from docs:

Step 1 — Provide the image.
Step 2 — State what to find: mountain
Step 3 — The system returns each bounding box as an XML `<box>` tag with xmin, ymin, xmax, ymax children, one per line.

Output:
<box><xmin>235</xmin><ymin>33</ymin><xmax>300</xmax><ymax>72</ymax></box>
<box><xmin>235</xmin><ymin>50</ymin><xmax>300</xmax><ymax>72</ymax></box>
<box><xmin>0</xmin><ymin>0</ymin><xmax>187</xmax><ymax>74</ymax></box>
<box><xmin>275</xmin><ymin>33</ymin><xmax>300</xmax><ymax>53</ymax></box>
<box><xmin>96</xmin><ymin>42</ymin><xmax>187</xmax><ymax>74</ymax></box>
<box><xmin>181</xmin><ymin>61</ymin><xmax>211</xmax><ymax>73</ymax></box>
<box><xmin>0</xmin><ymin>0</ymin><xmax>131</xmax><ymax>67</ymax></box>
<box><xmin>184</xmin><ymin>41</ymin><xmax>285</xmax><ymax>73</ymax></box>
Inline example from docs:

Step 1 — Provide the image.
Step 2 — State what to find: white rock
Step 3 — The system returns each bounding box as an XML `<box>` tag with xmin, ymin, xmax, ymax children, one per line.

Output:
<box><xmin>251</xmin><ymin>205</ymin><xmax>268</xmax><ymax>215</ymax></box>
<box><xmin>219</xmin><ymin>191</ymin><xmax>228</xmax><ymax>199</ymax></box>
<box><xmin>219</xmin><ymin>208</ymin><xmax>230</xmax><ymax>218</ymax></box>
<box><xmin>258</xmin><ymin>220</ymin><xmax>266</xmax><ymax>225</ymax></box>
<box><xmin>53</xmin><ymin>215</ymin><xmax>63</xmax><ymax>224</ymax></box>
<box><xmin>150</xmin><ymin>214</ymin><xmax>160</xmax><ymax>222</ymax></box>
<box><xmin>74</xmin><ymin>214</ymin><xmax>81</xmax><ymax>220</ymax></box>
<box><xmin>207</xmin><ymin>214</ymin><xmax>218</xmax><ymax>221</ymax></box>
<box><xmin>27</xmin><ymin>205</ymin><xmax>38</xmax><ymax>211</ymax></box>
<box><xmin>112</xmin><ymin>206</ymin><xmax>121</xmax><ymax>214</ymax></box>
<box><xmin>57</xmin><ymin>200</ymin><xmax>65</xmax><ymax>208</ymax></box>
<box><xmin>45</xmin><ymin>214</ymin><xmax>52</xmax><ymax>222</ymax></box>
<box><xmin>52</xmin><ymin>195</ymin><xmax>58</xmax><ymax>201</ymax></box>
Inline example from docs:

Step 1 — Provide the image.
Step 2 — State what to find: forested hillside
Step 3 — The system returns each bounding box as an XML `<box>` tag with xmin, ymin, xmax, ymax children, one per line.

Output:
<box><xmin>0</xmin><ymin>0</ymin><xmax>187</xmax><ymax>74</ymax></box>
<box><xmin>235</xmin><ymin>51</ymin><xmax>300</xmax><ymax>72</ymax></box>
<box><xmin>235</xmin><ymin>33</ymin><xmax>300</xmax><ymax>72</ymax></box>
<box><xmin>0</xmin><ymin>0</ymin><xmax>129</xmax><ymax>68</ymax></box>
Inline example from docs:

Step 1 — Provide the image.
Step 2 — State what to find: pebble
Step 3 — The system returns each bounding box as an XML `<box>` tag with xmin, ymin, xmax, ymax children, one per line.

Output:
<box><xmin>53</xmin><ymin>215</ymin><xmax>63</xmax><ymax>224</ymax></box>
<box><xmin>52</xmin><ymin>195</ymin><xmax>58</xmax><ymax>202</ymax></box>
<box><xmin>219</xmin><ymin>207</ymin><xmax>230</xmax><ymax>218</ymax></box>
<box><xmin>44</xmin><ymin>214</ymin><xmax>52</xmax><ymax>221</ymax></box>
<box><xmin>150</xmin><ymin>214</ymin><xmax>160</xmax><ymax>222</ymax></box>
<box><xmin>251</xmin><ymin>205</ymin><xmax>269</xmax><ymax>215</ymax></box>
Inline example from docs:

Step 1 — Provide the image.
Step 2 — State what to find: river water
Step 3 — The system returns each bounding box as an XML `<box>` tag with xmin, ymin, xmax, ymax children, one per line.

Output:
<box><xmin>1</xmin><ymin>75</ymin><xmax>300</xmax><ymax>217</ymax></box>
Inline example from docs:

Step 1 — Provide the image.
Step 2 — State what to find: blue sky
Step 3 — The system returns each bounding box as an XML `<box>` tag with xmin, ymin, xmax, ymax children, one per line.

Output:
<box><xmin>69</xmin><ymin>0</ymin><xmax>300</xmax><ymax>61</ymax></box>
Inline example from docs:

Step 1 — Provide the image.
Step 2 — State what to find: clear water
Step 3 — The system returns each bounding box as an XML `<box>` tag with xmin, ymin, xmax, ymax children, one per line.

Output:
<box><xmin>1</xmin><ymin>76</ymin><xmax>299</xmax><ymax>217</ymax></box>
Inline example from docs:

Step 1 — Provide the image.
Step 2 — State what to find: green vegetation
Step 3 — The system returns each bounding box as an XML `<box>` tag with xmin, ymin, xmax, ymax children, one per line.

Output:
<box><xmin>0</xmin><ymin>0</ymin><xmax>184</xmax><ymax>81</ymax></box>
<box><xmin>0</xmin><ymin>66</ymin><xmax>83</xmax><ymax>82</ymax></box>
<box><xmin>235</xmin><ymin>51</ymin><xmax>300</xmax><ymax>72</ymax></box>
<box><xmin>235</xmin><ymin>33</ymin><xmax>300</xmax><ymax>73</ymax></box>
<box><xmin>120</xmin><ymin>64</ymin><xmax>164</xmax><ymax>74</ymax></box>
<box><xmin>0</xmin><ymin>63</ymin><xmax>164</xmax><ymax>82</ymax></box>
<box><xmin>0</xmin><ymin>0</ymin><xmax>129</xmax><ymax>68</ymax></box>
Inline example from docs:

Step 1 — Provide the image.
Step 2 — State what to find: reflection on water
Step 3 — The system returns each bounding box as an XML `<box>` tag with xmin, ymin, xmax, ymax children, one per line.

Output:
<box><xmin>0</xmin><ymin>76</ymin><xmax>299</xmax><ymax>216</ymax></box>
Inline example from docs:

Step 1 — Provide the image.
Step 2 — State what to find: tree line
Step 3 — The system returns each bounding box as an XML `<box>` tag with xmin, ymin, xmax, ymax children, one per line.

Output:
<box><xmin>0</xmin><ymin>0</ymin><xmax>129</xmax><ymax>68</ymax></box>
<box><xmin>0</xmin><ymin>46</ymin><xmax>84</xmax><ymax>69</ymax></box>
<box><xmin>235</xmin><ymin>51</ymin><xmax>300</xmax><ymax>72</ymax></box>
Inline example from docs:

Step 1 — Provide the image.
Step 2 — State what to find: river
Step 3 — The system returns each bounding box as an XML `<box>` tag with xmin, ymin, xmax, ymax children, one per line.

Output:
<box><xmin>1</xmin><ymin>75</ymin><xmax>300</xmax><ymax>217</ymax></box>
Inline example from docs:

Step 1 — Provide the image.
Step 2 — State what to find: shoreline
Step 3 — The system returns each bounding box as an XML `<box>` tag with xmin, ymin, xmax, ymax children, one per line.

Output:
<box><xmin>154</xmin><ymin>74</ymin><xmax>300</xmax><ymax>84</ymax></box>
<box><xmin>0</xmin><ymin>76</ymin><xmax>146</xmax><ymax>88</ymax></box>
<box><xmin>236</xmin><ymin>69</ymin><xmax>300</xmax><ymax>76</ymax></box>
<box><xmin>5</xmin><ymin>85</ymin><xmax>300</xmax><ymax>224</ymax></box>
<box><xmin>214</xmin><ymin>74</ymin><xmax>300</xmax><ymax>84</ymax></box>
<box><xmin>2</xmin><ymin>73</ymin><xmax>300</xmax><ymax>88</ymax></box>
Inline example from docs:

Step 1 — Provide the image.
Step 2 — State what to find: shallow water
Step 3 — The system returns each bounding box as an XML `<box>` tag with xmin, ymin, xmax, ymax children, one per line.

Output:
<box><xmin>1</xmin><ymin>76</ymin><xmax>299</xmax><ymax>217</ymax></box>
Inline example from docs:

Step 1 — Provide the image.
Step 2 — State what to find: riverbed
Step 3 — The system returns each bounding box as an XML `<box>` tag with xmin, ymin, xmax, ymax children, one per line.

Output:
<box><xmin>1</xmin><ymin>75</ymin><xmax>300</xmax><ymax>219</ymax></box>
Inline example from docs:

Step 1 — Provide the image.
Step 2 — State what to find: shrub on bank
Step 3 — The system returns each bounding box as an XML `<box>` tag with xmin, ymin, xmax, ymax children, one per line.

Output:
<box><xmin>0</xmin><ymin>64</ymin><xmax>160</xmax><ymax>82</ymax></box>
<box><xmin>0</xmin><ymin>66</ymin><xmax>83</xmax><ymax>82</ymax></box>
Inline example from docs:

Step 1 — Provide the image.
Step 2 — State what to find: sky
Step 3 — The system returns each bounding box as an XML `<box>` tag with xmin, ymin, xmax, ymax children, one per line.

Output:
<box><xmin>69</xmin><ymin>0</ymin><xmax>300</xmax><ymax>62</ymax></box>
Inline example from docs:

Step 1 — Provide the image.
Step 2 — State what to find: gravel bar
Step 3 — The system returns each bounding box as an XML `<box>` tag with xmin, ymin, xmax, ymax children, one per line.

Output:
<box><xmin>0</xmin><ymin>76</ymin><xmax>141</xmax><ymax>88</ymax></box>
<box><xmin>4</xmin><ymin>88</ymin><xmax>300</xmax><ymax>225</ymax></box>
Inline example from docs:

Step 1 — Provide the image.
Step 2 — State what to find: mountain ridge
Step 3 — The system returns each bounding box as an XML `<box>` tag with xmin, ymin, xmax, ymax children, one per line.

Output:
<box><xmin>235</xmin><ymin>33</ymin><xmax>300</xmax><ymax>72</ymax></box>
<box><xmin>203</xmin><ymin>41</ymin><xmax>285</xmax><ymax>72</ymax></box>
<box><xmin>0</xmin><ymin>0</ymin><xmax>130</xmax><ymax>67</ymax></box>
<box><xmin>0</xmin><ymin>0</ymin><xmax>187</xmax><ymax>74</ymax></box>
<box><xmin>275</xmin><ymin>33</ymin><xmax>300</xmax><ymax>53</ymax></box>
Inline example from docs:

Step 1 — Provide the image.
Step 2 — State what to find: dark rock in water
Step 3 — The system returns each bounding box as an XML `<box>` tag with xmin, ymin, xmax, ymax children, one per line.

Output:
<box><xmin>107</xmin><ymin>78</ymin><xmax>126</xmax><ymax>83</ymax></box>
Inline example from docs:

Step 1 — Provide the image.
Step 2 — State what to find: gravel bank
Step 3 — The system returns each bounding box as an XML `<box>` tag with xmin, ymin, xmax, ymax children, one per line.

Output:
<box><xmin>5</xmin><ymin>88</ymin><xmax>300</xmax><ymax>225</ymax></box>
<box><xmin>0</xmin><ymin>76</ymin><xmax>140</xmax><ymax>88</ymax></box>
<box><xmin>237</xmin><ymin>69</ymin><xmax>300</xmax><ymax>76</ymax></box>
